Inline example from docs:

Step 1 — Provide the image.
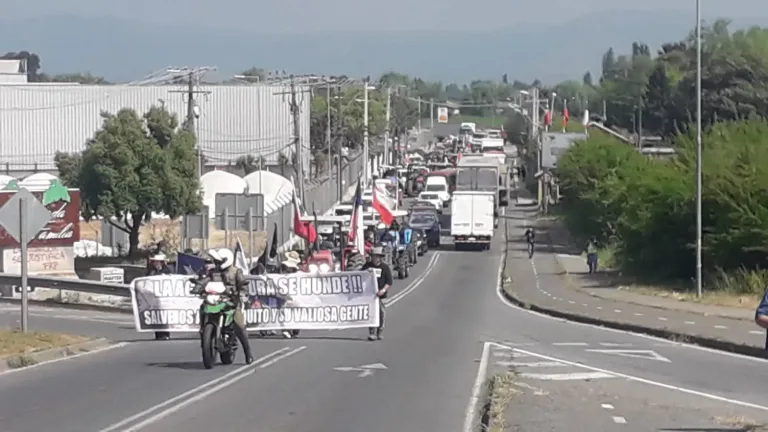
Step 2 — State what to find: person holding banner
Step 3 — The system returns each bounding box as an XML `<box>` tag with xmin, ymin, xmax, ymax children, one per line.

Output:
<box><xmin>147</xmin><ymin>254</ymin><xmax>173</xmax><ymax>341</ymax></box>
<box><xmin>362</xmin><ymin>247</ymin><xmax>393</xmax><ymax>341</ymax></box>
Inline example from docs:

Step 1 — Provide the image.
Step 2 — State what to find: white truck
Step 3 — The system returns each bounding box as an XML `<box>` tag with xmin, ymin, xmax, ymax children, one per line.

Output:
<box><xmin>451</xmin><ymin>191</ymin><xmax>495</xmax><ymax>250</ymax></box>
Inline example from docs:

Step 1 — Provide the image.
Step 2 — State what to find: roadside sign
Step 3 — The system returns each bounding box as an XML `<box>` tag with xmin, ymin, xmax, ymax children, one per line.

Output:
<box><xmin>437</xmin><ymin>107</ymin><xmax>448</xmax><ymax>123</ymax></box>
<box><xmin>0</xmin><ymin>188</ymin><xmax>52</xmax><ymax>245</ymax></box>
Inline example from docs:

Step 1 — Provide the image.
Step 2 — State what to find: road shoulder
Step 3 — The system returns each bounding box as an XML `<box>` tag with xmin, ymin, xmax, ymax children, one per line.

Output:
<box><xmin>501</xmin><ymin>204</ymin><xmax>768</xmax><ymax>359</ymax></box>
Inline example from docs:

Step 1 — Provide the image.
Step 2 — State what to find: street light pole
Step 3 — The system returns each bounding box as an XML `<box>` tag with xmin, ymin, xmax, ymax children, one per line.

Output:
<box><xmin>695</xmin><ymin>0</ymin><xmax>703</xmax><ymax>298</ymax></box>
<box><xmin>363</xmin><ymin>80</ymin><xmax>370</xmax><ymax>186</ymax></box>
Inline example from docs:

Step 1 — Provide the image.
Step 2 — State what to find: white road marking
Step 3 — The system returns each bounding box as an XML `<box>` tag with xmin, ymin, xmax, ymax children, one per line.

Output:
<box><xmin>518</xmin><ymin>371</ymin><xmax>615</xmax><ymax>381</ymax></box>
<box><xmin>714</xmin><ymin>325</ymin><xmax>727</xmax><ymax>329</ymax></box>
<box><xmin>613</xmin><ymin>416</ymin><xmax>627</xmax><ymax>424</ymax></box>
<box><xmin>463</xmin><ymin>341</ymin><xmax>492</xmax><ymax>432</ymax></box>
<box><xmin>582</xmin><ymin>303</ymin><xmax>589</xmax><ymax>307</ymax></box>
<box><xmin>684</xmin><ymin>321</ymin><xmax>695</xmax><ymax>324</ymax></box>
<box><xmin>552</xmin><ymin>342</ymin><xmax>588</xmax><ymax>346</ymax></box>
<box><xmin>496</xmin><ymin>361</ymin><xmax>567</xmax><ymax>368</ymax></box>
<box><xmin>586</xmin><ymin>349</ymin><xmax>671</xmax><ymax>363</ymax></box>
<box><xmin>613</xmin><ymin>309</ymin><xmax>622</xmax><ymax>313</ymax></box>
<box><xmin>568</xmin><ymin>301</ymin><xmax>575</xmax><ymax>304</ymax></box>
<box><xmin>97</xmin><ymin>347</ymin><xmax>304</xmax><ymax>432</ymax></box>
<box><xmin>601</xmin><ymin>403</ymin><xmax>614</xmax><ymax>410</ymax></box>
<box><xmin>510</xmin><ymin>345</ymin><xmax>768</xmax><ymax>411</ymax></box>
<box><xmin>596</xmin><ymin>306</ymin><xmax>603</xmax><ymax>310</ymax></box>
<box><xmin>493</xmin><ymin>351</ymin><xmax>529</xmax><ymax>358</ymax></box>
<box><xmin>496</xmin><ymin>259</ymin><xmax>768</xmax><ymax>365</ymax></box>
<box><xmin>749</xmin><ymin>330</ymin><xmax>764</xmax><ymax>335</ymax></box>
<box><xmin>0</xmin><ymin>342</ymin><xmax>128</xmax><ymax>377</ymax></box>
<box><xmin>658</xmin><ymin>317</ymin><xmax>668</xmax><ymax>321</ymax></box>
<box><xmin>385</xmin><ymin>252</ymin><xmax>441</xmax><ymax>306</ymax></box>
<box><xmin>634</xmin><ymin>313</ymin><xmax>643</xmax><ymax>316</ymax></box>
<box><xmin>599</xmin><ymin>342</ymin><xmax>633</xmax><ymax>347</ymax></box>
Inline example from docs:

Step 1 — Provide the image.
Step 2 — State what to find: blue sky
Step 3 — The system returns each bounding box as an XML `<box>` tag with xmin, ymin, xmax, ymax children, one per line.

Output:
<box><xmin>4</xmin><ymin>0</ymin><xmax>761</xmax><ymax>32</ymax></box>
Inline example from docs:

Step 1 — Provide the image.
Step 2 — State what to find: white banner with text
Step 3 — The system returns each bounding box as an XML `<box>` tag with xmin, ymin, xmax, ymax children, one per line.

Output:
<box><xmin>129</xmin><ymin>272</ymin><xmax>380</xmax><ymax>332</ymax></box>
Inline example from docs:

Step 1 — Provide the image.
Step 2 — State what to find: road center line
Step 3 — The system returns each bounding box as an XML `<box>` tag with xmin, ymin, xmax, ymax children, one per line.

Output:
<box><xmin>385</xmin><ymin>252</ymin><xmax>441</xmax><ymax>307</ymax></box>
<box><xmin>97</xmin><ymin>346</ymin><xmax>297</xmax><ymax>432</ymax></box>
<box><xmin>119</xmin><ymin>346</ymin><xmax>307</xmax><ymax>432</ymax></box>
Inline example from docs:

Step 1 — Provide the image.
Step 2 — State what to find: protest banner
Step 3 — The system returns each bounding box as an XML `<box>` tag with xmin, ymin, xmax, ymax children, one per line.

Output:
<box><xmin>129</xmin><ymin>271</ymin><xmax>379</xmax><ymax>332</ymax></box>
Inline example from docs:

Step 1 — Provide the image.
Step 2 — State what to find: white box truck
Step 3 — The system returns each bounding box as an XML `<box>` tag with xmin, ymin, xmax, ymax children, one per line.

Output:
<box><xmin>451</xmin><ymin>191</ymin><xmax>495</xmax><ymax>250</ymax></box>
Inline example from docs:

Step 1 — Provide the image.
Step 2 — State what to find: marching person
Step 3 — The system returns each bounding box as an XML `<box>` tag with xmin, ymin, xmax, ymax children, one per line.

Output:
<box><xmin>194</xmin><ymin>248</ymin><xmax>254</xmax><ymax>364</ymax></box>
<box><xmin>362</xmin><ymin>246</ymin><xmax>393</xmax><ymax>341</ymax></box>
<box><xmin>146</xmin><ymin>253</ymin><xmax>172</xmax><ymax>341</ymax></box>
<box><xmin>278</xmin><ymin>251</ymin><xmax>301</xmax><ymax>339</ymax></box>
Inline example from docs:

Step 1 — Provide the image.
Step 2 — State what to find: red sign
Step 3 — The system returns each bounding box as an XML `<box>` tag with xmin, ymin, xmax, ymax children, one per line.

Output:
<box><xmin>0</xmin><ymin>188</ymin><xmax>81</xmax><ymax>247</ymax></box>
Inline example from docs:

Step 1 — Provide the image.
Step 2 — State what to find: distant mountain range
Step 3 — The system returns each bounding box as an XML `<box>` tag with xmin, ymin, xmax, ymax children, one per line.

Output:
<box><xmin>2</xmin><ymin>12</ymin><xmax>767</xmax><ymax>84</ymax></box>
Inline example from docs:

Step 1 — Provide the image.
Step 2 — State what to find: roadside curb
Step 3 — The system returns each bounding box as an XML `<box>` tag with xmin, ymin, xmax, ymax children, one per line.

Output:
<box><xmin>501</xmin><ymin>212</ymin><xmax>768</xmax><ymax>360</ymax></box>
<box><xmin>0</xmin><ymin>337</ymin><xmax>115</xmax><ymax>373</ymax></box>
<box><xmin>0</xmin><ymin>297</ymin><xmax>132</xmax><ymax>315</ymax></box>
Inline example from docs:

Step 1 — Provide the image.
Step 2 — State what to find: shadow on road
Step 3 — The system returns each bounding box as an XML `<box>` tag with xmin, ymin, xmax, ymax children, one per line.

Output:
<box><xmin>146</xmin><ymin>361</ymin><xmax>211</xmax><ymax>370</ymax></box>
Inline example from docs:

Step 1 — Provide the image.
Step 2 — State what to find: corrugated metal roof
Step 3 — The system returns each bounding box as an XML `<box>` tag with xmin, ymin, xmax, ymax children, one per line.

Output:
<box><xmin>0</xmin><ymin>84</ymin><xmax>310</xmax><ymax>171</ymax></box>
<box><xmin>0</xmin><ymin>73</ymin><xmax>27</xmax><ymax>84</ymax></box>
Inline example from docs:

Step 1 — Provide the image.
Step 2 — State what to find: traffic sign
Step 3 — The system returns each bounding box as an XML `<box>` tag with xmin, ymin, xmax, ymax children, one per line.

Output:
<box><xmin>0</xmin><ymin>187</ymin><xmax>54</xmax><ymax>333</ymax></box>
<box><xmin>437</xmin><ymin>107</ymin><xmax>448</xmax><ymax>123</ymax></box>
<box><xmin>0</xmin><ymin>188</ymin><xmax>52</xmax><ymax>245</ymax></box>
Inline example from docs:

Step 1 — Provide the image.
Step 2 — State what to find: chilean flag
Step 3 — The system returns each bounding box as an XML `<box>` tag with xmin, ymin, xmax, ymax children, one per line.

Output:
<box><xmin>348</xmin><ymin>182</ymin><xmax>365</xmax><ymax>255</ymax></box>
<box><xmin>291</xmin><ymin>183</ymin><xmax>316</xmax><ymax>244</ymax></box>
<box><xmin>372</xmin><ymin>184</ymin><xmax>395</xmax><ymax>225</ymax></box>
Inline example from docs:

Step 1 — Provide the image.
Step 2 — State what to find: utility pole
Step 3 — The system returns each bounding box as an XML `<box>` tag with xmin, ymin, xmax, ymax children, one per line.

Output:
<box><xmin>384</xmin><ymin>87</ymin><xmax>392</xmax><ymax>165</ymax></box>
<box><xmin>363</xmin><ymin>79</ymin><xmax>370</xmax><ymax>186</ymax></box>
<box><xmin>336</xmin><ymin>85</ymin><xmax>344</xmax><ymax>201</ymax></box>
<box><xmin>169</xmin><ymin>71</ymin><xmax>210</xmax><ymax>177</ymax></box>
<box><xmin>274</xmin><ymin>76</ymin><xmax>312</xmax><ymax>203</ymax></box>
<box><xmin>326</xmin><ymin>82</ymin><xmax>332</xmax><ymax>180</ymax></box>
<box><xmin>695</xmin><ymin>0</ymin><xmax>703</xmax><ymax>298</ymax></box>
<box><xmin>417</xmin><ymin>97</ymin><xmax>422</xmax><ymax>132</ymax></box>
<box><xmin>430</xmin><ymin>98</ymin><xmax>435</xmax><ymax>129</ymax></box>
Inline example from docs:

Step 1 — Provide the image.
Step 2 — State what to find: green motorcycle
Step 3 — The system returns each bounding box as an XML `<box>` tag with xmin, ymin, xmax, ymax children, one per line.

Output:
<box><xmin>196</xmin><ymin>281</ymin><xmax>240</xmax><ymax>369</ymax></box>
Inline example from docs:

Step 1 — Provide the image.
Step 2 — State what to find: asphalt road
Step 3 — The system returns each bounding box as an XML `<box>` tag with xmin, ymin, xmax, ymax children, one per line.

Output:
<box><xmin>5</xmin><ymin>192</ymin><xmax>768</xmax><ymax>430</ymax></box>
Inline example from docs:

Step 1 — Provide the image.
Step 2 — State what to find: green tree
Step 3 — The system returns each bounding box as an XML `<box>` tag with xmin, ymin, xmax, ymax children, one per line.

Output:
<box><xmin>56</xmin><ymin>106</ymin><xmax>201</xmax><ymax>256</ymax></box>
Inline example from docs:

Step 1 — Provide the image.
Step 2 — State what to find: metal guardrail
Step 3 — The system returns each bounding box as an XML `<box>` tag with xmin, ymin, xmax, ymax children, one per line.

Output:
<box><xmin>0</xmin><ymin>274</ymin><xmax>131</xmax><ymax>298</ymax></box>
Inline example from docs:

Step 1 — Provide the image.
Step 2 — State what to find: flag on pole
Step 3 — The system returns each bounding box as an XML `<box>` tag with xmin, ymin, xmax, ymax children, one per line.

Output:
<box><xmin>234</xmin><ymin>238</ymin><xmax>249</xmax><ymax>273</ymax></box>
<box><xmin>348</xmin><ymin>182</ymin><xmax>365</xmax><ymax>255</ymax></box>
<box><xmin>291</xmin><ymin>178</ymin><xmax>317</xmax><ymax>244</ymax></box>
<box><xmin>562</xmin><ymin>99</ymin><xmax>570</xmax><ymax>131</ymax></box>
<box><xmin>257</xmin><ymin>223</ymin><xmax>278</xmax><ymax>268</ymax></box>
<box><xmin>372</xmin><ymin>184</ymin><xmax>395</xmax><ymax>225</ymax></box>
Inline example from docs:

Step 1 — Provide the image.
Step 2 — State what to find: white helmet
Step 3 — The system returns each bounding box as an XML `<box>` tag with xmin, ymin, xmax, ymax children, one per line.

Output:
<box><xmin>206</xmin><ymin>248</ymin><xmax>234</xmax><ymax>270</ymax></box>
<box><xmin>216</xmin><ymin>248</ymin><xmax>235</xmax><ymax>270</ymax></box>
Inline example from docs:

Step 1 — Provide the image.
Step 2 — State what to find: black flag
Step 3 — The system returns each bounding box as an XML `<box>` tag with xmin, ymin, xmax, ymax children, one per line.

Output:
<box><xmin>258</xmin><ymin>223</ymin><xmax>279</xmax><ymax>267</ymax></box>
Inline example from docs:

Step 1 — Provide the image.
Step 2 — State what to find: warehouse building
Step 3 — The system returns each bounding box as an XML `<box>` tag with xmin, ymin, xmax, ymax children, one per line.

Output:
<box><xmin>0</xmin><ymin>82</ymin><xmax>310</xmax><ymax>175</ymax></box>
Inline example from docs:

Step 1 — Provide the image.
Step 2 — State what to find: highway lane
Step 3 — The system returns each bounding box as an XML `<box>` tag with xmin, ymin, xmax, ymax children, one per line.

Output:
<box><xmin>0</xmin><ymin>252</ymin><xmax>439</xmax><ymax>432</ymax></box>
<box><xmin>8</xmin><ymin>202</ymin><xmax>768</xmax><ymax>430</ymax></box>
<box><xmin>101</xmin><ymin>207</ymin><xmax>768</xmax><ymax>431</ymax></box>
<box><xmin>109</xmin><ymin>244</ymin><xmax>496</xmax><ymax>432</ymax></box>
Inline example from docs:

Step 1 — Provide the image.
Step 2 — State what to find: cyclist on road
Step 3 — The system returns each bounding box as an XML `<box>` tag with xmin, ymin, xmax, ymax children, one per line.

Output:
<box><xmin>524</xmin><ymin>227</ymin><xmax>535</xmax><ymax>258</ymax></box>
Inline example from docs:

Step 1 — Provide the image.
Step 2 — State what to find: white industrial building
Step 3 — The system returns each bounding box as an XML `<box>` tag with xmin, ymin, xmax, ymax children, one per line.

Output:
<box><xmin>0</xmin><ymin>60</ymin><xmax>27</xmax><ymax>84</ymax></box>
<box><xmin>0</xmin><ymin>82</ymin><xmax>310</xmax><ymax>174</ymax></box>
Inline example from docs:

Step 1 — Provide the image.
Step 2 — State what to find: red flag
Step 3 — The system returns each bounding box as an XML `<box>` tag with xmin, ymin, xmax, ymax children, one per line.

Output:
<box><xmin>372</xmin><ymin>185</ymin><xmax>395</xmax><ymax>225</ymax></box>
<box><xmin>292</xmin><ymin>191</ymin><xmax>317</xmax><ymax>244</ymax></box>
<box><xmin>543</xmin><ymin>109</ymin><xmax>552</xmax><ymax>126</ymax></box>
<box><xmin>562</xmin><ymin>100</ymin><xmax>570</xmax><ymax>130</ymax></box>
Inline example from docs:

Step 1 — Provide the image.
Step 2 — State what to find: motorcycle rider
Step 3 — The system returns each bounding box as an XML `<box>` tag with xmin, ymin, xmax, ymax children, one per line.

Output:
<box><xmin>194</xmin><ymin>248</ymin><xmax>254</xmax><ymax>365</ymax></box>
<box><xmin>362</xmin><ymin>246</ymin><xmax>393</xmax><ymax>341</ymax></box>
<box><xmin>147</xmin><ymin>253</ymin><xmax>173</xmax><ymax>341</ymax></box>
